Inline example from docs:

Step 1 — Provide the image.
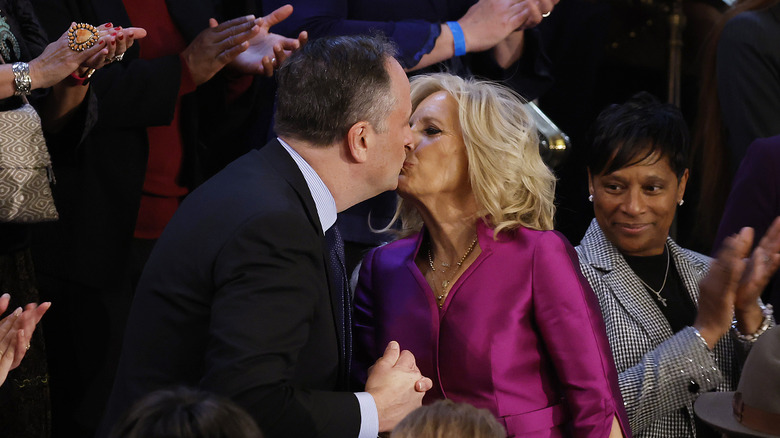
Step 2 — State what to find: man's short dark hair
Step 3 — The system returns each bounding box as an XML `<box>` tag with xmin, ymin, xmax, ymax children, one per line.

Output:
<box><xmin>588</xmin><ymin>92</ymin><xmax>690</xmax><ymax>178</ymax></box>
<box><xmin>274</xmin><ymin>34</ymin><xmax>399</xmax><ymax>146</ymax></box>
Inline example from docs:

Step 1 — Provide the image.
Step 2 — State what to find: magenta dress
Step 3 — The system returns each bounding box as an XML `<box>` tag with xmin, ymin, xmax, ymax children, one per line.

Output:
<box><xmin>353</xmin><ymin>221</ymin><xmax>630</xmax><ymax>437</ymax></box>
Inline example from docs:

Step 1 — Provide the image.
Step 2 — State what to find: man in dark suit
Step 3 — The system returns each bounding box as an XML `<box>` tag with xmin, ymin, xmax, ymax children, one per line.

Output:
<box><xmin>98</xmin><ymin>35</ymin><xmax>431</xmax><ymax>438</ymax></box>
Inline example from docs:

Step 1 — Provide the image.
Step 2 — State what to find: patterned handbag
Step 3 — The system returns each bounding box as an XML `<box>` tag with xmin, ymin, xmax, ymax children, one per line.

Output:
<box><xmin>0</xmin><ymin>99</ymin><xmax>58</xmax><ymax>222</ymax></box>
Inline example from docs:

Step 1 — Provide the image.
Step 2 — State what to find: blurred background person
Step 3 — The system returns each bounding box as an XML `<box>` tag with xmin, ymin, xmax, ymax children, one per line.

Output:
<box><xmin>0</xmin><ymin>3</ymin><xmax>143</xmax><ymax>435</ymax></box>
<box><xmin>577</xmin><ymin>93</ymin><xmax>777</xmax><ymax>438</ymax></box>
<box><xmin>692</xmin><ymin>0</ymin><xmax>780</xmax><ymax>252</ymax></box>
<box><xmin>353</xmin><ymin>73</ymin><xmax>628</xmax><ymax>437</ymax></box>
<box><xmin>713</xmin><ymin>135</ymin><xmax>780</xmax><ymax>310</ymax></box>
<box><xmin>390</xmin><ymin>400</ymin><xmax>505</xmax><ymax>438</ymax></box>
<box><xmin>109</xmin><ymin>387</ymin><xmax>263</xmax><ymax>438</ymax></box>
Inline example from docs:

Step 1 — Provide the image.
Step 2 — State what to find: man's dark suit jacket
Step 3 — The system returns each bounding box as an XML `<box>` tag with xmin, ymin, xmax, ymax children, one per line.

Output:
<box><xmin>99</xmin><ymin>140</ymin><xmax>360</xmax><ymax>438</ymax></box>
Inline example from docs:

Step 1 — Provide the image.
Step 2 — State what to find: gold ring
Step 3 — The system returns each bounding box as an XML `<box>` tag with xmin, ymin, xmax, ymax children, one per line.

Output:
<box><xmin>25</xmin><ymin>343</ymin><xmax>31</xmax><ymax>351</ymax></box>
<box><xmin>68</xmin><ymin>23</ymin><xmax>99</xmax><ymax>52</ymax></box>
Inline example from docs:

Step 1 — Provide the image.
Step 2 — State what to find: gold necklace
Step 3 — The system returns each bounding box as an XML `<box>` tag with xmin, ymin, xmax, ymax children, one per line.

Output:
<box><xmin>428</xmin><ymin>236</ymin><xmax>478</xmax><ymax>307</ymax></box>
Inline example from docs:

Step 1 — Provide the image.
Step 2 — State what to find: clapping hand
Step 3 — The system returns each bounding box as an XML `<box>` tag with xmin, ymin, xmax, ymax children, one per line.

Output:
<box><xmin>0</xmin><ymin>294</ymin><xmax>50</xmax><ymax>387</ymax></box>
<box><xmin>226</xmin><ymin>5</ymin><xmax>308</xmax><ymax>77</ymax></box>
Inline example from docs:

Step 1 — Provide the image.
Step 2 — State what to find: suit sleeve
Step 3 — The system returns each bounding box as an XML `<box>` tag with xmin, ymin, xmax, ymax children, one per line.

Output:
<box><xmin>351</xmin><ymin>247</ymin><xmax>380</xmax><ymax>389</ymax></box>
<box><xmin>532</xmin><ymin>232</ymin><xmax>630</xmax><ymax>437</ymax></box>
<box><xmin>577</xmin><ymin>263</ymin><xmax>723</xmax><ymax>434</ymax></box>
<box><xmin>717</xmin><ymin>14</ymin><xmax>780</xmax><ymax>161</ymax></box>
<box><xmin>207</xmin><ymin>210</ymin><xmax>360</xmax><ymax>438</ymax></box>
<box><xmin>260</xmin><ymin>0</ymin><xmax>440</xmax><ymax>69</ymax></box>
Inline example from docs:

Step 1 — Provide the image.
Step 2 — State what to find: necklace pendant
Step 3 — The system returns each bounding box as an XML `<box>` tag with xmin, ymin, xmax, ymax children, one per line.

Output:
<box><xmin>441</xmin><ymin>262</ymin><xmax>451</xmax><ymax>268</ymax></box>
<box><xmin>442</xmin><ymin>280</ymin><xmax>449</xmax><ymax>289</ymax></box>
<box><xmin>658</xmin><ymin>296</ymin><xmax>668</xmax><ymax>307</ymax></box>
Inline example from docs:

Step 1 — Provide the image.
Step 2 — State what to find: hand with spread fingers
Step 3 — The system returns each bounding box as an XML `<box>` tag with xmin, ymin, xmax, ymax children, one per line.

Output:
<box><xmin>0</xmin><ymin>294</ymin><xmax>51</xmax><ymax>387</ymax></box>
<box><xmin>227</xmin><ymin>5</ymin><xmax>308</xmax><ymax>77</ymax></box>
<box><xmin>181</xmin><ymin>15</ymin><xmax>267</xmax><ymax>86</ymax></box>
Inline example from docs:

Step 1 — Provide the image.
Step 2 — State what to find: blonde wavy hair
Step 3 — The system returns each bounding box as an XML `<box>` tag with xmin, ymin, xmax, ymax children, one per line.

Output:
<box><xmin>389</xmin><ymin>73</ymin><xmax>556</xmax><ymax>238</ymax></box>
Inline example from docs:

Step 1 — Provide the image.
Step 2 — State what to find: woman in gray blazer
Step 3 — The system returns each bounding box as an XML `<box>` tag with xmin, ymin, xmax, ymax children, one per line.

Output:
<box><xmin>576</xmin><ymin>93</ymin><xmax>777</xmax><ymax>438</ymax></box>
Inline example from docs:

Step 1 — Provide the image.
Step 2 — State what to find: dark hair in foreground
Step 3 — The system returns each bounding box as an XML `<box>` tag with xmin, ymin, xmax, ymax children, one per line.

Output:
<box><xmin>390</xmin><ymin>399</ymin><xmax>506</xmax><ymax>438</ymax></box>
<box><xmin>109</xmin><ymin>387</ymin><xmax>262</xmax><ymax>438</ymax></box>
<box><xmin>588</xmin><ymin>92</ymin><xmax>689</xmax><ymax>178</ymax></box>
<box><xmin>274</xmin><ymin>34</ymin><xmax>399</xmax><ymax>146</ymax></box>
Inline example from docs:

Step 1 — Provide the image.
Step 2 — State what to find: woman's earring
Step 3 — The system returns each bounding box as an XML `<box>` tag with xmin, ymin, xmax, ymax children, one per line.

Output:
<box><xmin>588</xmin><ymin>194</ymin><xmax>593</xmax><ymax>202</ymax></box>
<box><xmin>678</xmin><ymin>199</ymin><xmax>684</xmax><ymax>206</ymax></box>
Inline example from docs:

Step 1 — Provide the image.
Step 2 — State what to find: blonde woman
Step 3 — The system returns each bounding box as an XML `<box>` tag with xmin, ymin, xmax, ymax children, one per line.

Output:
<box><xmin>391</xmin><ymin>400</ymin><xmax>505</xmax><ymax>438</ymax></box>
<box><xmin>353</xmin><ymin>73</ymin><xmax>629</xmax><ymax>437</ymax></box>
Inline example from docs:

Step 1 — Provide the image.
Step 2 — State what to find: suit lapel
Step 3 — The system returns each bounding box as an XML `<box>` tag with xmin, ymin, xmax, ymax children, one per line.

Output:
<box><xmin>580</xmin><ymin>220</ymin><xmax>673</xmax><ymax>346</ymax></box>
<box><xmin>261</xmin><ymin>140</ymin><xmax>348</xmax><ymax>384</ymax></box>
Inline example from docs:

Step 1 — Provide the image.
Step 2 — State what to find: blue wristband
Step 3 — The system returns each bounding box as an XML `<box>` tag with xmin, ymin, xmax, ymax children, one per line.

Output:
<box><xmin>446</xmin><ymin>21</ymin><xmax>467</xmax><ymax>57</ymax></box>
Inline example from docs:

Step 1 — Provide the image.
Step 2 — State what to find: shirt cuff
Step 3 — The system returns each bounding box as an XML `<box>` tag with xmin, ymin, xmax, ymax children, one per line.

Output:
<box><xmin>355</xmin><ymin>392</ymin><xmax>379</xmax><ymax>438</ymax></box>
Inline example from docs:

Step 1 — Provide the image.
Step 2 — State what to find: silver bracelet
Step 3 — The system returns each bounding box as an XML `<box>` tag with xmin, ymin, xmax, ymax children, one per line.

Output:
<box><xmin>11</xmin><ymin>62</ymin><xmax>31</xmax><ymax>96</ymax></box>
<box><xmin>732</xmin><ymin>304</ymin><xmax>773</xmax><ymax>343</ymax></box>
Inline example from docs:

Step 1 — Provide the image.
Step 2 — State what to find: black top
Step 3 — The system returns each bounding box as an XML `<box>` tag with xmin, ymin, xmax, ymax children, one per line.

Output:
<box><xmin>624</xmin><ymin>247</ymin><xmax>697</xmax><ymax>333</ymax></box>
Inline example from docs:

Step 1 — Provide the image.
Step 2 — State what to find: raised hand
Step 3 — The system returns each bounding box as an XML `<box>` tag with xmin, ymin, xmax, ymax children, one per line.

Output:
<box><xmin>0</xmin><ymin>294</ymin><xmax>50</xmax><ymax>387</ymax></box>
<box><xmin>458</xmin><ymin>0</ymin><xmax>559</xmax><ymax>53</ymax></box>
<box><xmin>28</xmin><ymin>23</ymin><xmax>111</xmax><ymax>89</ymax></box>
<box><xmin>365</xmin><ymin>341</ymin><xmax>433</xmax><ymax>432</ymax></box>
<box><xmin>227</xmin><ymin>5</ymin><xmax>308</xmax><ymax>77</ymax></box>
<box><xmin>695</xmin><ymin>228</ymin><xmax>752</xmax><ymax>349</ymax></box>
<box><xmin>79</xmin><ymin>24</ymin><xmax>147</xmax><ymax>74</ymax></box>
<box><xmin>181</xmin><ymin>15</ymin><xmax>264</xmax><ymax>85</ymax></box>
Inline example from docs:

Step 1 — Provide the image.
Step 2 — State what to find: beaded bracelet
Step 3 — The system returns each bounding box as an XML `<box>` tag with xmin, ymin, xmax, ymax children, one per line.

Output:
<box><xmin>732</xmin><ymin>304</ymin><xmax>774</xmax><ymax>343</ymax></box>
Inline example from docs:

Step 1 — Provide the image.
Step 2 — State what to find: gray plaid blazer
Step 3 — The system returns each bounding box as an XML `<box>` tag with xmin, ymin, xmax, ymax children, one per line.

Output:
<box><xmin>576</xmin><ymin>220</ymin><xmax>742</xmax><ymax>438</ymax></box>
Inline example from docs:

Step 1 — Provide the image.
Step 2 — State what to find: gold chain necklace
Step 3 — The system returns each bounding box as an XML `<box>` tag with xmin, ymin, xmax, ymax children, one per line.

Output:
<box><xmin>428</xmin><ymin>236</ymin><xmax>478</xmax><ymax>307</ymax></box>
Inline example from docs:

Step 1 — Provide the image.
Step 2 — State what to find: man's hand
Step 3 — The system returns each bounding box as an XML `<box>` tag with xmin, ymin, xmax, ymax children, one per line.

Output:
<box><xmin>365</xmin><ymin>341</ymin><xmax>433</xmax><ymax>432</ymax></box>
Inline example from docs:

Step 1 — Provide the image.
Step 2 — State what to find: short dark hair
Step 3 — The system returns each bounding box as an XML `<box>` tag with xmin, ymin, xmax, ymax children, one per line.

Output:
<box><xmin>588</xmin><ymin>92</ymin><xmax>689</xmax><ymax>178</ymax></box>
<box><xmin>274</xmin><ymin>34</ymin><xmax>399</xmax><ymax>146</ymax></box>
<box><xmin>109</xmin><ymin>387</ymin><xmax>262</xmax><ymax>438</ymax></box>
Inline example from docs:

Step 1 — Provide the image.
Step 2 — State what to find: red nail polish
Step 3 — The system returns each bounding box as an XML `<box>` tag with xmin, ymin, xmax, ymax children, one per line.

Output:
<box><xmin>111</xmin><ymin>40</ymin><xmax>115</xmax><ymax>45</ymax></box>
<box><xmin>118</xmin><ymin>35</ymin><xmax>124</xmax><ymax>40</ymax></box>
<box><xmin>105</xmin><ymin>22</ymin><xmax>112</xmax><ymax>28</ymax></box>
<box><xmin>112</xmin><ymin>32</ymin><xmax>117</xmax><ymax>36</ymax></box>
<box><xmin>114</xmin><ymin>26</ymin><xmax>121</xmax><ymax>30</ymax></box>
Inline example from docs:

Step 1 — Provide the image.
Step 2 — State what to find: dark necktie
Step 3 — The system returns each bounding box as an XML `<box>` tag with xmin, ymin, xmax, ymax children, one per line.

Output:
<box><xmin>324</xmin><ymin>224</ymin><xmax>352</xmax><ymax>386</ymax></box>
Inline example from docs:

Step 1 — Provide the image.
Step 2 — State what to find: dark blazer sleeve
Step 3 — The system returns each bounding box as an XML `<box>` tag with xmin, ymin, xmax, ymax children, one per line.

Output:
<box><xmin>531</xmin><ymin>232</ymin><xmax>630</xmax><ymax>437</ymax></box>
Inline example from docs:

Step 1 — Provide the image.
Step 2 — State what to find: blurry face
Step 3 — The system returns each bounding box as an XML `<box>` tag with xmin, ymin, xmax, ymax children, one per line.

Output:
<box><xmin>398</xmin><ymin>91</ymin><xmax>470</xmax><ymax>201</ymax></box>
<box><xmin>370</xmin><ymin>59</ymin><xmax>413</xmax><ymax>192</ymax></box>
<box><xmin>589</xmin><ymin>152</ymin><xmax>688</xmax><ymax>256</ymax></box>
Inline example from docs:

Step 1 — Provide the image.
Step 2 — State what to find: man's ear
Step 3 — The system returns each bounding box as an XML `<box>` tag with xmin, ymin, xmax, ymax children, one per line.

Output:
<box><xmin>346</xmin><ymin>121</ymin><xmax>371</xmax><ymax>163</ymax></box>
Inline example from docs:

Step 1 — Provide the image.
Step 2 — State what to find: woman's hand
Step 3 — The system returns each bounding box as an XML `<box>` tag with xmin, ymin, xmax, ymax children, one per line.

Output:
<box><xmin>458</xmin><ymin>0</ymin><xmax>557</xmax><ymax>53</ymax></box>
<box><xmin>0</xmin><ymin>294</ymin><xmax>50</xmax><ymax>387</ymax></box>
<box><xmin>181</xmin><ymin>15</ymin><xmax>264</xmax><ymax>86</ymax></box>
<box><xmin>733</xmin><ymin>217</ymin><xmax>780</xmax><ymax>332</ymax></box>
<box><xmin>695</xmin><ymin>228</ymin><xmax>752</xmax><ymax>349</ymax></box>
<box><xmin>227</xmin><ymin>5</ymin><xmax>308</xmax><ymax>77</ymax></box>
<box><xmin>28</xmin><ymin>23</ymin><xmax>112</xmax><ymax>90</ymax></box>
<box><xmin>77</xmin><ymin>24</ymin><xmax>148</xmax><ymax>76</ymax></box>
